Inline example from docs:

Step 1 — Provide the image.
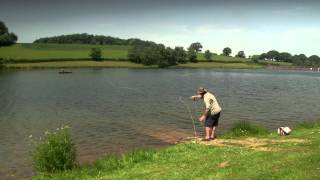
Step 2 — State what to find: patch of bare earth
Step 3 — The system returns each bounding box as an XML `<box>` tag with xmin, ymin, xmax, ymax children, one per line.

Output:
<box><xmin>218</xmin><ymin>161</ymin><xmax>230</xmax><ymax>168</ymax></box>
<box><xmin>186</xmin><ymin>137</ymin><xmax>307</xmax><ymax>152</ymax></box>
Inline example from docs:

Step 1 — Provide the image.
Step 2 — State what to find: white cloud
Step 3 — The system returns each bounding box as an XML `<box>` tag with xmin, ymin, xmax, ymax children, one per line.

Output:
<box><xmin>194</xmin><ymin>24</ymin><xmax>245</xmax><ymax>34</ymax></box>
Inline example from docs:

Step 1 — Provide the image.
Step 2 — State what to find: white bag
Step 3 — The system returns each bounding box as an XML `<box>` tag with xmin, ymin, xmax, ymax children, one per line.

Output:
<box><xmin>277</xmin><ymin>127</ymin><xmax>292</xmax><ymax>136</ymax></box>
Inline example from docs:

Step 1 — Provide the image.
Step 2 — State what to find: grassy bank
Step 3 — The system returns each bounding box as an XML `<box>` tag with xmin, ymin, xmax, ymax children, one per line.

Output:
<box><xmin>4</xmin><ymin>61</ymin><xmax>150</xmax><ymax>69</ymax></box>
<box><xmin>34</xmin><ymin>121</ymin><xmax>320</xmax><ymax>179</ymax></box>
<box><xmin>0</xmin><ymin>43</ymin><xmax>129</xmax><ymax>61</ymax></box>
<box><xmin>177</xmin><ymin>62</ymin><xmax>262</xmax><ymax>69</ymax></box>
<box><xmin>5</xmin><ymin>61</ymin><xmax>263</xmax><ymax>69</ymax></box>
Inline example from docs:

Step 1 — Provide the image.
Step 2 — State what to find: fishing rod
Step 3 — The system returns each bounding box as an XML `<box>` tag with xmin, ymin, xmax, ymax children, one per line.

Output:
<box><xmin>179</xmin><ymin>96</ymin><xmax>198</xmax><ymax>138</ymax></box>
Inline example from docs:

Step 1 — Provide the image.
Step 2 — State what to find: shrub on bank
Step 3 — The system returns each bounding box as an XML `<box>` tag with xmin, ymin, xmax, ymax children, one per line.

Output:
<box><xmin>32</xmin><ymin>125</ymin><xmax>77</xmax><ymax>173</ymax></box>
<box><xmin>90</xmin><ymin>48</ymin><xmax>102</xmax><ymax>61</ymax></box>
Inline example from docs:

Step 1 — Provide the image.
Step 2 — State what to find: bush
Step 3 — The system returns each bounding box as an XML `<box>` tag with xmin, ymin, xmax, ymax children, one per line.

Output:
<box><xmin>90</xmin><ymin>48</ymin><xmax>102</xmax><ymax>61</ymax></box>
<box><xmin>187</xmin><ymin>48</ymin><xmax>198</xmax><ymax>63</ymax></box>
<box><xmin>32</xmin><ymin>125</ymin><xmax>77</xmax><ymax>173</ymax></box>
<box><xmin>230</xmin><ymin>120</ymin><xmax>269</xmax><ymax>137</ymax></box>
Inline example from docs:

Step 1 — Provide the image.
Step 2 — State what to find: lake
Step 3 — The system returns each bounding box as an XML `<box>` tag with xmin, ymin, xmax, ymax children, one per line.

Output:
<box><xmin>0</xmin><ymin>68</ymin><xmax>320</xmax><ymax>179</ymax></box>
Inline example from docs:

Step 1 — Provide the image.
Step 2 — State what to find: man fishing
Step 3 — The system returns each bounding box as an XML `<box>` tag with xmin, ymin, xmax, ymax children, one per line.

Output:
<box><xmin>191</xmin><ymin>87</ymin><xmax>222</xmax><ymax>141</ymax></box>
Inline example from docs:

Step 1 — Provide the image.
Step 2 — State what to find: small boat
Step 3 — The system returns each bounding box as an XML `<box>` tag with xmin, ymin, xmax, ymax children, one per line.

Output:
<box><xmin>59</xmin><ymin>69</ymin><xmax>72</xmax><ymax>74</ymax></box>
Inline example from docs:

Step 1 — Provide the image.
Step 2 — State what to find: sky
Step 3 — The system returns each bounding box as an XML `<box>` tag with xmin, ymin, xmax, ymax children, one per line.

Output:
<box><xmin>1</xmin><ymin>0</ymin><xmax>320</xmax><ymax>56</ymax></box>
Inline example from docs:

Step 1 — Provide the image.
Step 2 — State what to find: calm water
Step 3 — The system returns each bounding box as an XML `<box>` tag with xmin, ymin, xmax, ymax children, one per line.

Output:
<box><xmin>1</xmin><ymin>68</ymin><xmax>320</xmax><ymax>179</ymax></box>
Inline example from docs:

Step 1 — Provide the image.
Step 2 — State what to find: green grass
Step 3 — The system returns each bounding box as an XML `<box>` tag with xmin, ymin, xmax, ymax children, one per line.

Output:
<box><xmin>4</xmin><ymin>61</ymin><xmax>150</xmax><ymax>69</ymax></box>
<box><xmin>258</xmin><ymin>60</ymin><xmax>292</xmax><ymax>66</ymax></box>
<box><xmin>34</xmin><ymin>121</ymin><xmax>320</xmax><ymax>179</ymax></box>
<box><xmin>0</xmin><ymin>43</ymin><xmax>251</xmax><ymax>64</ymax></box>
<box><xmin>226</xmin><ymin>120</ymin><xmax>269</xmax><ymax>137</ymax></box>
<box><xmin>5</xmin><ymin>61</ymin><xmax>263</xmax><ymax>69</ymax></box>
<box><xmin>197</xmin><ymin>53</ymin><xmax>250</xmax><ymax>63</ymax></box>
<box><xmin>177</xmin><ymin>62</ymin><xmax>262</xmax><ymax>69</ymax></box>
<box><xmin>0</xmin><ymin>43</ymin><xmax>129</xmax><ymax>61</ymax></box>
<box><xmin>0</xmin><ymin>43</ymin><xmax>291</xmax><ymax>69</ymax></box>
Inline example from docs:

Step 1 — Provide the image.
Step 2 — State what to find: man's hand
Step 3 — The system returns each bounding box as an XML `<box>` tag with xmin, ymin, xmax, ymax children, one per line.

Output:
<box><xmin>190</xmin><ymin>95</ymin><xmax>201</xmax><ymax>101</ymax></box>
<box><xmin>198</xmin><ymin>115</ymin><xmax>206</xmax><ymax>122</ymax></box>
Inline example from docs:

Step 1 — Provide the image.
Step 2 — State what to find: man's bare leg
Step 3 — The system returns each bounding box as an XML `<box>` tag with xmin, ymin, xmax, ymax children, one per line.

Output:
<box><xmin>210</xmin><ymin>127</ymin><xmax>216</xmax><ymax>139</ymax></box>
<box><xmin>205</xmin><ymin>127</ymin><xmax>211</xmax><ymax>139</ymax></box>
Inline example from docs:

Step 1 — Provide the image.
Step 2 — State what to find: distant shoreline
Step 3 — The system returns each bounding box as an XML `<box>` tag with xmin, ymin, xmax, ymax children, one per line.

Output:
<box><xmin>3</xmin><ymin>61</ymin><xmax>263</xmax><ymax>69</ymax></box>
<box><xmin>4</xmin><ymin>61</ymin><xmax>319</xmax><ymax>71</ymax></box>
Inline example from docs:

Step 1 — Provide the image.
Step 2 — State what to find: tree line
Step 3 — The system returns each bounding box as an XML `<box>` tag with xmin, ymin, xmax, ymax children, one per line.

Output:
<box><xmin>34</xmin><ymin>33</ymin><xmax>153</xmax><ymax>46</ymax></box>
<box><xmin>2</xmin><ymin>20</ymin><xmax>320</xmax><ymax>67</ymax></box>
<box><xmin>128</xmin><ymin>42</ymin><xmax>187</xmax><ymax>67</ymax></box>
<box><xmin>0</xmin><ymin>21</ymin><xmax>17</xmax><ymax>47</ymax></box>
<box><xmin>0</xmin><ymin>21</ymin><xmax>18</xmax><ymax>66</ymax></box>
<box><xmin>252</xmin><ymin>50</ymin><xmax>320</xmax><ymax>66</ymax></box>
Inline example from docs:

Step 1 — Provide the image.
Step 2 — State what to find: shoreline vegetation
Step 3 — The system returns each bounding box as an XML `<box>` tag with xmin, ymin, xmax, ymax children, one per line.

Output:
<box><xmin>4</xmin><ymin>61</ymin><xmax>263</xmax><ymax>69</ymax></box>
<box><xmin>34</xmin><ymin>120</ymin><xmax>320</xmax><ymax>179</ymax></box>
<box><xmin>0</xmin><ymin>32</ymin><xmax>319</xmax><ymax>69</ymax></box>
<box><xmin>0</xmin><ymin>43</ymin><xmax>297</xmax><ymax>70</ymax></box>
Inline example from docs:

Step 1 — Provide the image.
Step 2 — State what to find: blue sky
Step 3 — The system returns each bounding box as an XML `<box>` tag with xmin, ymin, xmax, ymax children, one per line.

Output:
<box><xmin>1</xmin><ymin>0</ymin><xmax>320</xmax><ymax>56</ymax></box>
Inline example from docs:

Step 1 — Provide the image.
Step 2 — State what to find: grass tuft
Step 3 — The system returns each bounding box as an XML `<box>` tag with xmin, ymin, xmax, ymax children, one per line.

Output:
<box><xmin>229</xmin><ymin>120</ymin><xmax>269</xmax><ymax>137</ymax></box>
<box><xmin>296</xmin><ymin>119</ymin><xmax>320</xmax><ymax>129</ymax></box>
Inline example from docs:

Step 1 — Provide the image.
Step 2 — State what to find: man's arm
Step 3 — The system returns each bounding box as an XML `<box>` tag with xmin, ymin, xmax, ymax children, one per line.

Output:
<box><xmin>199</xmin><ymin>99</ymin><xmax>213</xmax><ymax>122</ymax></box>
<box><xmin>199</xmin><ymin>108</ymin><xmax>210</xmax><ymax>122</ymax></box>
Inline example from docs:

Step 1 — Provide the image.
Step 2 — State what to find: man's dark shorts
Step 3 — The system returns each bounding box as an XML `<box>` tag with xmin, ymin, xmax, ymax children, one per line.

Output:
<box><xmin>205</xmin><ymin>112</ymin><xmax>221</xmax><ymax>128</ymax></box>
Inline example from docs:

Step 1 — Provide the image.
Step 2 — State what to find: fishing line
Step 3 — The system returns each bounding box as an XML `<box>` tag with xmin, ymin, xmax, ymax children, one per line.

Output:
<box><xmin>192</xmin><ymin>99</ymin><xmax>205</xmax><ymax>137</ymax></box>
<box><xmin>106</xmin><ymin>80</ymin><xmax>140</xmax><ymax>93</ymax></box>
<box><xmin>179</xmin><ymin>96</ymin><xmax>198</xmax><ymax>137</ymax></box>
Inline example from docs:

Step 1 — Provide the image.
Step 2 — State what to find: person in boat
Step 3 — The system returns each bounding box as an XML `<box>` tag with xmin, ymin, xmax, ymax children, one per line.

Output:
<box><xmin>191</xmin><ymin>87</ymin><xmax>222</xmax><ymax>141</ymax></box>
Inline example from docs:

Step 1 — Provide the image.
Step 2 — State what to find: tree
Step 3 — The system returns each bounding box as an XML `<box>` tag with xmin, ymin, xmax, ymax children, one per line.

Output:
<box><xmin>33</xmin><ymin>33</ymin><xmax>152</xmax><ymax>46</ymax></box>
<box><xmin>187</xmin><ymin>47</ymin><xmax>198</xmax><ymax>63</ymax></box>
<box><xmin>308</xmin><ymin>55</ymin><xmax>320</xmax><ymax>66</ymax></box>
<box><xmin>173</xmin><ymin>47</ymin><xmax>187</xmax><ymax>64</ymax></box>
<box><xmin>0</xmin><ymin>21</ymin><xmax>18</xmax><ymax>47</ymax></box>
<box><xmin>222</xmin><ymin>47</ymin><xmax>232</xmax><ymax>56</ymax></box>
<box><xmin>266</xmin><ymin>50</ymin><xmax>280</xmax><ymax>61</ymax></box>
<box><xmin>89</xmin><ymin>48</ymin><xmax>102</xmax><ymax>61</ymax></box>
<box><xmin>292</xmin><ymin>54</ymin><xmax>307</xmax><ymax>66</ymax></box>
<box><xmin>278</xmin><ymin>52</ymin><xmax>292</xmax><ymax>62</ymax></box>
<box><xmin>235</xmin><ymin>51</ymin><xmax>246</xmax><ymax>58</ymax></box>
<box><xmin>128</xmin><ymin>43</ymin><xmax>183</xmax><ymax>67</ymax></box>
<box><xmin>259</xmin><ymin>53</ymin><xmax>267</xmax><ymax>60</ymax></box>
<box><xmin>189</xmin><ymin>42</ymin><xmax>203</xmax><ymax>52</ymax></box>
<box><xmin>251</xmin><ymin>55</ymin><xmax>260</xmax><ymax>63</ymax></box>
<box><xmin>204</xmin><ymin>50</ymin><xmax>212</xmax><ymax>61</ymax></box>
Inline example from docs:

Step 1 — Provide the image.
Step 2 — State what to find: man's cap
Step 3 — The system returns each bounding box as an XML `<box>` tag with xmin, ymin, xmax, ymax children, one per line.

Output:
<box><xmin>197</xmin><ymin>87</ymin><xmax>208</xmax><ymax>94</ymax></box>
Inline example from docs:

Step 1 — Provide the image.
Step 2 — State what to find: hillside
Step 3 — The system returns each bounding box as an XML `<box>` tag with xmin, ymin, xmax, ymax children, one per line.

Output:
<box><xmin>0</xmin><ymin>43</ymin><xmax>129</xmax><ymax>61</ymax></box>
<box><xmin>0</xmin><ymin>43</ymin><xmax>250</xmax><ymax>63</ymax></box>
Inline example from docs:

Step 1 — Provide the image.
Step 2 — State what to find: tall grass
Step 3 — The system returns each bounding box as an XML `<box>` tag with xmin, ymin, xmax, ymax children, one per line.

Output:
<box><xmin>229</xmin><ymin>120</ymin><xmax>269</xmax><ymax>137</ymax></box>
<box><xmin>296</xmin><ymin>119</ymin><xmax>320</xmax><ymax>129</ymax></box>
<box><xmin>94</xmin><ymin>149</ymin><xmax>156</xmax><ymax>173</ymax></box>
<box><xmin>32</xmin><ymin>125</ymin><xmax>77</xmax><ymax>173</ymax></box>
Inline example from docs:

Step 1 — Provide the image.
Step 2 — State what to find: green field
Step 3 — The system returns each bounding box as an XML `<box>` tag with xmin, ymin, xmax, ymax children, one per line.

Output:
<box><xmin>0</xmin><ymin>43</ymin><xmax>129</xmax><ymax>61</ymax></box>
<box><xmin>0</xmin><ymin>43</ymin><xmax>251</xmax><ymax>63</ymax></box>
<box><xmin>34</xmin><ymin>121</ymin><xmax>320</xmax><ymax>179</ymax></box>
<box><xmin>0</xmin><ymin>43</ymin><xmax>292</xmax><ymax>69</ymax></box>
